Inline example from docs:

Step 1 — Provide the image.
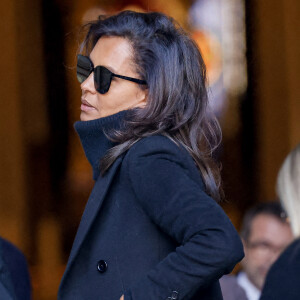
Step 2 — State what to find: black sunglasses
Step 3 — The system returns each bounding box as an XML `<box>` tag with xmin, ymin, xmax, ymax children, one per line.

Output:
<box><xmin>77</xmin><ymin>54</ymin><xmax>147</xmax><ymax>94</ymax></box>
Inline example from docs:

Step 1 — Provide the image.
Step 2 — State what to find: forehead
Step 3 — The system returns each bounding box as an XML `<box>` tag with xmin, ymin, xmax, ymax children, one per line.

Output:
<box><xmin>89</xmin><ymin>36</ymin><xmax>134</xmax><ymax>73</ymax></box>
<box><xmin>249</xmin><ymin>213</ymin><xmax>292</xmax><ymax>242</ymax></box>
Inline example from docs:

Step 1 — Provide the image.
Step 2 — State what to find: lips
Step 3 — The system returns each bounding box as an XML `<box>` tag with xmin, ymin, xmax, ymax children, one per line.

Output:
<box><xmin>81</xmin><ymin>98</ymin><xmax>93</xmax><ymax>107</ymax></box>
<box><xmin>81</xmin><ymin>98</ymin><xmax>96</xmax><ymax>112</ymax></box>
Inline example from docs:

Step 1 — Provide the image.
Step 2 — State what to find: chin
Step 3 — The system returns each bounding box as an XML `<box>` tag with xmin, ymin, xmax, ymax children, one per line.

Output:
<box><xmin>80</xmin><ymin>112</ymin><xmax>93</xmax><ymax>121</ymax></box>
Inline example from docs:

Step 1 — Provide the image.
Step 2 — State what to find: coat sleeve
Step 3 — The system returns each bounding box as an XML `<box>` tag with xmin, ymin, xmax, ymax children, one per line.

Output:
<box><xmin>123</xmin><ymin>137</ymin><xmax>244</xmax><ymax>300</ymax></box>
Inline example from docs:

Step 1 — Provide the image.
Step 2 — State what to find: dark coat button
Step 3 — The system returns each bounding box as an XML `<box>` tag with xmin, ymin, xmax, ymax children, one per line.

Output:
<box><xmin>171</xmin><ymin>291</ymin><xmax>178</xmax><ymax>299</ymax></box>
<box><xmin>166</xmin><ymin>291</ymin><xmax>178</xmax><ymax>300</ymax></box>
<box><xmin>97</xmin><ymin>260</ymin><xmax>108</xmax><ymax>273</ymax></box>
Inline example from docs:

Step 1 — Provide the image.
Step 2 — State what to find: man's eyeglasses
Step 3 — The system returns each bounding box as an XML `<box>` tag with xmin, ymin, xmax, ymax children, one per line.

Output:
<box><xmin>77</xmin><ymin>54</ymin><xmax>147</xmax><ymax>94</ymax></box>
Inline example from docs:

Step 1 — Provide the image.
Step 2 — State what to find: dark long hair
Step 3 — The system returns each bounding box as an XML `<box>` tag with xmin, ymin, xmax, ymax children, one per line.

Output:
<box><xmin>80</xmin><ymin>10</ymin><xmax>223</xmax><ymax>201</ymax></box>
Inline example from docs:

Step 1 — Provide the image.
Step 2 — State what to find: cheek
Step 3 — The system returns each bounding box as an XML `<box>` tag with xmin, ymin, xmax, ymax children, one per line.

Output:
<box><xmin>122</xmin><ymin>88</ymin><xmax>139</xmax><ymax>104</ymax></box>
<box><xmin>93</xmin><ymin>89</ymin><xmax>132</xmax><ymax>118</ymax></box>
<box><xmin>111</xmin><ymin>84</ymin><xmax>143</xmax><ymax>109</ymax></box>
<box><xmin>94</xmin><ymin>81</ymin><xmax>145</xmax><ymax>118</ymax></box>
<box><xmin>94</xmin><ymin>92</ymin><xmax>122</xmax><ymax>110</ymax></box>
<box><xmin>243</xmin><ymin>250</ymin><xmax>259</xmax><ymax>268</ymax></box>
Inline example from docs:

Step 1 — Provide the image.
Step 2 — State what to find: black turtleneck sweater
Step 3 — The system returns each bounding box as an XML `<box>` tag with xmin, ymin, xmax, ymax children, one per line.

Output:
<box><xmin>74</xmin><ymin>110</ymin><xmax>127</xmax><ymax>180</ymax></box>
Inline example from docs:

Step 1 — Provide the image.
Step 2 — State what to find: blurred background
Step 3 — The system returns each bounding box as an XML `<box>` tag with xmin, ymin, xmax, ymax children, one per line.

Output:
<box><xmin>0</xmin><ymin>0</ymin><xmax>299</xmax><ymax>299</ymax></box>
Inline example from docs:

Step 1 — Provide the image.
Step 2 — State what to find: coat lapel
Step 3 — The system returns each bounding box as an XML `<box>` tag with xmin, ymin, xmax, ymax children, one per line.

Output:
<box><xmin>60</xmin><ymin>157</ymin><xmax>123</xmax><ymax>284</ymax></box>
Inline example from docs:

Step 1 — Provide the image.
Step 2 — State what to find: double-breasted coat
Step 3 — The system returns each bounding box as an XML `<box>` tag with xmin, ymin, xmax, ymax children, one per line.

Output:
<box><xmin>58</xmin><ymin>111</ymin><xmax>244</xmax><ymax>300</ymax></box>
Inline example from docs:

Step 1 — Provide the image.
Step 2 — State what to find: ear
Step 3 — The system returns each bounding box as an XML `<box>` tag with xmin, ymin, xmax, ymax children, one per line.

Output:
<box><xmin>241</xmin><ymin>238</ymin><xmax>246</xmax><ymax>247</ymax></box>
<box><xmin>241</xmin><ymin>238</ymin><xmax>248</xmax><ymax>254</ymax></box>
<box><xmin>135</xmin><ymin>88</ymin><xmax>148</xmax><ymax>108</ymax></box>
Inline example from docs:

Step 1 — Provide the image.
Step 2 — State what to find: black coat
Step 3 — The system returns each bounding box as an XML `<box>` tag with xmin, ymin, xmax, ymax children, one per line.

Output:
<box><xmin>260</xmin><ymin>238</ymin><xmax>300</xmax><ymax>300</ymax></box>
<box><xmin>58</xmin><ymin>112</ymin><xmax>244</xmax><ymax>300</ymax></box>
<box><xmin>0</xmin><ymin>238</ymin><xmax>31</xmax><ymax>300</ymax></box>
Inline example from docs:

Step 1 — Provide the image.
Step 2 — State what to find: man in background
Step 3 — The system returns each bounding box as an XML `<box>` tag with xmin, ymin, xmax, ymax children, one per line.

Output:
<box><xmin>220</xmin><ymin>202</ymin><xmax>293</xmax><ymax>300</ymax></box>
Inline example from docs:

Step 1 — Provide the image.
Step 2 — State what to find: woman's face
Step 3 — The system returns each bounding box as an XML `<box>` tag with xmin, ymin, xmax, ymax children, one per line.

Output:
<box><xmin>80</xmin><ymin>36</ymin><xmax>147</xmax><ymax>121</ymax></box>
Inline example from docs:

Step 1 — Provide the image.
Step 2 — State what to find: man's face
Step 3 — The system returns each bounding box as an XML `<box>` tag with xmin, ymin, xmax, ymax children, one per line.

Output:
<box><xmin>242</xmin><ymin>214</ymin><xmax>293</xmax><ymax>290</ymax></box>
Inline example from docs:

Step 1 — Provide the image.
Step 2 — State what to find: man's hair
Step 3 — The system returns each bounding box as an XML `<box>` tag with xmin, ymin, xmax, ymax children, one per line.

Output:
<box><xmin>240</xmin><ymin>202</ymin><xmax>288</xmax><ymax>242</ymax></box>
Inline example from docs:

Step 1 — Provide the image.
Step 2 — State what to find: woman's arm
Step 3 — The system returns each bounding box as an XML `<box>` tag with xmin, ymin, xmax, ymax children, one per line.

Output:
<box><xmin>123</xmin><ymin>137</ymin><xmax>244</xmax><ymax>300</ymax></box>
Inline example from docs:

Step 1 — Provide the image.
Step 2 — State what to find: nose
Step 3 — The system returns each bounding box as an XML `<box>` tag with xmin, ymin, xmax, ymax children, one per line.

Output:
<box><xmin>81</xmin><ymin>72</ymin><xmax>96</xmax><ymax>94</ymax></box>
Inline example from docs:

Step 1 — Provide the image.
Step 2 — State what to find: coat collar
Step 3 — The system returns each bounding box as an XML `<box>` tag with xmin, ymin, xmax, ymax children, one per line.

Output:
<box><xmin>74</xmin><ymin>110</ymin><xmax>127</xmax><ymax>180</ymax></box>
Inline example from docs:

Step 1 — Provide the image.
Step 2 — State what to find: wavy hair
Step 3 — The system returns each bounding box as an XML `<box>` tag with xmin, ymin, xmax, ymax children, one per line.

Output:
<box><xmin>277</xmin><ymin>144</ymin><xmax>300</xmax><ymax>237</ymax></box>
<box><xmin>80</xmin><ymin>11</ymin><xmax>223</xmax><ymax>201</ymax></box>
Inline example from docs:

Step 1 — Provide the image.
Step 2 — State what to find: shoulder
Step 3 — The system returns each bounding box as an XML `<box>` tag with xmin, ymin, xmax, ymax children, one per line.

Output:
<box><xmin>132</xmin><ymin>134</ymin><xmax>179</xmax><ymax>150</ymax></box>
<box><xmin>0</xmin><ymin>238</ymin><xmax>28</xmax><ymax>267</ymax></box>
<box><xmin>272</xmin><ymin>238</ymin><xmax>300</xmax><ymax>268</ymax></box>
<box><xmin>0</xmin><ymin>238</ymin><xmax>26</xmax><ymax>272</ymax></box>
<box><xmin>126</xmin><ymin>135</ymin><xmax>192</xmax><ymax>164</ymax></box>
<box><xmin>0</xmin><ymin>238</ymin><xmax>31</xmax><ymax>299</ymax></box>
<box><xmin>260</xmin><ymin>238</ymin><xmax>300</xmax><ymax>299</ymax></box>
<box><xmin>124</xmin><ymin>134</ymin><xmax>205</xmax><ymax>188</ymax></box>
<box><xmin>285</xmin><ymin>238</ymin><xmax>300</xmax><ymax>260</ymax></box>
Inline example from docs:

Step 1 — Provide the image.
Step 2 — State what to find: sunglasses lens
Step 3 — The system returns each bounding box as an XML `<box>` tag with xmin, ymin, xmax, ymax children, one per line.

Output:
<box><xmin>94</xmin><ymin>66</ymin><xmax>112</xmax><ymax>94</ymax></box>
<box><xmin>77</xmin><ymin>55</ymin><xmax>93</xmax><ymax>83</ymax></box>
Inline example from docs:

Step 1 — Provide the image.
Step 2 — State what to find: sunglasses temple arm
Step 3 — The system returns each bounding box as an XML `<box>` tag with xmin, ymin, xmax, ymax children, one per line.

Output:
<box><xmin>113</xmin><ymin>73</ymin><xmax>147</xmax><ymax>85</ymax></box>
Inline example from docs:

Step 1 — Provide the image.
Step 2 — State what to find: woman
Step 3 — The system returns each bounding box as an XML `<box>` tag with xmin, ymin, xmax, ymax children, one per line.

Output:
<box><xmin>58</xmin><ymin>11</ymin><xmax>244</xmax><ymax>300</ymax></box>
<box><xmin>260</xmin><ymin>144</ymin><xmax>300</xmax><ymax>300</ymax></box>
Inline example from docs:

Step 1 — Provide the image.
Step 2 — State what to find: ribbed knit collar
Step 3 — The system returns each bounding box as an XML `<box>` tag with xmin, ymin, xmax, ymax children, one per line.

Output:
<box><xmin>74</xmin><ymin>110</ymin><xmax>127</xmax><ymax>180</ymax></box>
